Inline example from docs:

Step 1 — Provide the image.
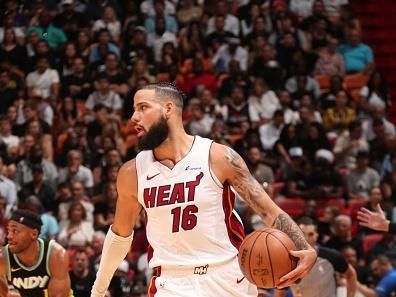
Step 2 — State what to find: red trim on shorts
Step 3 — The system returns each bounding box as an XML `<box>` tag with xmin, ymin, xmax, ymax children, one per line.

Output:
<box><xmin>222</xmin><ymin>185</ymin><xmax>245</xmax><ymax>249</ymax></box>
<box><xmin>148</xmin><ymin>276</ymin><xmax>158</xmax><ymax>297</ymax></box>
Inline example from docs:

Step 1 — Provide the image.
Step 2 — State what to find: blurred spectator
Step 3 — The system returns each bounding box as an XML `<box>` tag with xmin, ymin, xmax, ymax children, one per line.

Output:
<box><xmin>128</xmin><ymin>58</ymin><xmax>155</xmax><ymax>91</ymax></box>
<box><xmin>0</xmin><ymin>115</ymin><xmax>19</xmax><ymax>151</ymax></box>
<box><xmin>0</xmin><ymin>154</ymin><xmax>17</xmax><ymax>217</ymax></box>
<box><xmin>58</xmin><ymin>150</ymin><xmax>94</xmax><ymax>192</ymax></box>
<box><xmin>70</xmin><ymin>249</ymin><xmax>96</xmax><ymax>297</ymax></box>
<box><xmin>15</xmin><ymin>143</ymin><xmax>58</xmax><ymax>190</ymax></box>
<box><xmin>92</xmin><ymin>6</ymin><xmax>121</xmax><ymax>44</ymax></box>
<box><xmin>0</xmin><ymin>196</ymin><xmax>8</xmax><ymax>233</ymax></box>
<box><xmin>144</xmin><ymin>0</ymin><xmax>178</xmax><ymax>34</ymax></box>
<box><xmin>26</xmin><ymin>9</ymin><xmax>67</xmax><ymax>49</ymax></box>
<box><xmin>23</xmin><ymin>194</ymin><xmax>59</xmax><ymax>240</ymax></box>
<box><xmin>363</xmin><ymin>107</ymin><xmax>395</xmax><ymax>142</ymax></box>
<box><xmin>94</xmin><ymin>182</ymin><xmax>117</xmax><ymax>232</ymax></box>
<box><xmin>212</xmin><ymin>37</ymin><xmax>248</xmax><ymax>72</ymax></box>
<box><xmin>26</xmin><ymin>119</ymin><xmax>53</xmax><ymax>160</ymax></box>
<box><xmin>241</xmin><ymin>3</ymin><xmax>272</xmax><ymax>38</ymax></box>
<box><xmin>326</xmin><ymin>214</ymin><xmax>364</xmax><ymax>259</ymax></box>
<box><xmin>224</xmin><ymin>85</ymin><xmax>250</xmax><ymax>129</ymax></box>
<box><xmin>286</xmin><ymin>73</ymin><xmax>321</xmax><ymax>100</ymax></box>
<box><xmin>76</xmin><ymin>29</ymin><xmax>91</xmax><ymax>59</ymax></box>
<box><xmin>54</xmin><ymin>0</ymin><xmax>87</xmax><ymax>41</ymax></box>
<box><xmin>277</xmin><ymin>90</ymin><xmax>295</xmax><ymax>124</ymax></box>
<box><xmin>259</xmin><ymin>110</ymin><xmax>284</xmax><ymax>151</ymax></box>
<box><xmin>89</xmin><ymin>230</ymin><xmax>105</xmax><ymax>272</ymax></box>
<box><xmin>333</xmin><ymin>120</ymin><xmax>369</xmax><ymax>169</ymax></box>
<box><xmin>302</xmin><ymin>123</ymin><xmax>331</xmax><ymax>162</ymax></box>
<box><xmin>289</xmin><ymin>0</ymin><xmax>316</xmax><ymax>20</ymax></box>
<box><xmin>323</xmin><ymin>90</ymin><xmax>356</xmax><ymax>134</ymax></box>
<box><xmin>19</xmin><ymin>164</ymin><xmax>56</xmax><ymax>213</ymax></box>
<box><xmin>86</xmin><ymin>74</ymin><xmax>122</xmax><ymax>113</ymax></box>
<box><xmin>318</xmin><ymin>205</ymin><xmax>341</xmax><ymax>244</ymax></box>
<box><xmin>58</xmin><ymin>200</ymin><xmax>94</xmax><ymax>248</ymax></box>
<box><xmin>100</xmin><ymin>52</ymin><xmax>130</xmax><ymax>97</ymax></box>
<box><xmin>29</xmin><ymin>88</ymin><xmax>54</xmax><ymax>127</ymax></box>
<box><xmin>369</xmin><ymin>119</ymin><xmax>391</xmax><ymax>172</ymax></box>
<box><xmin>140</xmin><ymin>0</ymin><xmax>175</xmax><ymax>17</ymax></box>
<box><xmin>313</xmin><ymin>37</ymin><xmax>345</xmax><ymax>76</ymax></box>
<box><xmin>359</xmin><ymin>72</ymin><xmax>390</xmax><ymax>113</ymax></box>
<box><xmin>54</xmin><ymin>97</ymin><xmax>83</xmax><ymax>133</ymax></box>
<box><xmin>89</xmin><ymin>28</ymin><xmax>120</xmax><ymax>64</ymax></box>
<box><xmin>176</xmin><ymin>0</ymin><xmax>203</xmax><ymax>26</ymax></box>
<box><xmin>180</xmin><ymin>58</ymin><xmax>217</xmax><ymax>97</ymax></box>
<box><xmin>357</xmin><ymin>255</ymin><xmax>396</xmax><ymax>297</ymax></box>
<box><xmin>250</xmin><ymin>44</ymin><xmax>285</xmax><ymax>91</ymax></box>
<box><xmin>346</xmin><ymin>150</ymin><xmax>380</xmax><ymax>200</ymax></box>
<box><xmin>341</xmin><ymin>246</ymin><xmax>371</xmax><ymax>285</ymax></box>
<box><xmin>0</xmin><ymin>28</ymin><xmax>28</xmax><ymax>72</ymax></box>
<box><xmin>206</xmin><ymin>0</ymin><xmax>239</xmax><ymax>36</ymax></box>
<box><xmin>59</xmin><ymin>42</ymin><xmax>77</xmax><ymax>77</ymax></box>
<box><xmin>187</xmin><ymin>102</ymin><xmax>214</xmax><ymax>137</ymax></box>
<box><xmin>320</xmin><ymin>74</ymin><xmax>346</xmax><ymax>110</ymax></box>
<box><xmin>274</xmin><ymin>124</ymin><xmax>300</xmax><ymax>166</ymax></box>
<box><xmin>0</xmin><ymin>69</ymin><xmax>18</xmax><ymax>115</ymax></box>
<box><xmin>322</xmin><ymin>0</ymin><xmax>349</xmax><ymax>17</ymax></box>
<box><xmin>248</xmin><ymin>78</ymin><xmax>281</xmax><ymax>128</ymax></box>
<box><xmin>109</xmin><ymin>260</ymin><xmax>133</xmax><ymax>297</ymax></box>
<box><xmin>26</xmin><ymin>56</ymin><xmax>60</xmax><ymax>103</ymax></box>
<box><xmin>368</xmin><ymin>234</ymin><xmax>396</xmax><ymax>263</ymax></box>
<box><xmin>85</xmin><ymin>0</ymin><xmax>121</xmax><ymax>22</ymax></box>
<box><xmin>219</xmin><ymin>60</ymin><xmax>250</xmax><ymax>99</ymax></box>
<box><xmin>338</xmin><ymin>29</ymin><xmax>374</xmax><ymax>75</ymax></box>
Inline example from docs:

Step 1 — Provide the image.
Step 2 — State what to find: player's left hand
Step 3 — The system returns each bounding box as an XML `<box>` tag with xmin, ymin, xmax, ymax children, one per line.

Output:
<box><xmin>276</xmin><ymin>248</ymin><xmax>317</xmax><ymax>289</ymax></box>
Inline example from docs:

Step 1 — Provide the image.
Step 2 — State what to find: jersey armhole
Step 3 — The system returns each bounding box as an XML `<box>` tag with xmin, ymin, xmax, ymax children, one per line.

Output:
<box><xmin>4</xmin><ymin>246</ymin><xmax>11</xmax><ymax>281</ymax></box>
<box><xmin>46</xmin><ymin>240</ymin><xmax>56</xmax><ymax>276</ymax></box>
<box><xmin>209</xmin><ymin>141</ymin><xmax>224</xmax><ymax>189</ymax></box>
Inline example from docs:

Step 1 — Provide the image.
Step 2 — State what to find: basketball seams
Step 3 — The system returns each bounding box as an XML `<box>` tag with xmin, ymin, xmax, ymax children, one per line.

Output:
<box><xmin>265</xmin><ymin>233</ymin><xmax>276</xmax><ymax>288</ymax></box>
<box><xmin>269</xmin><ymin>233</ymin><xmax>297</xmax><ymax>273</ymax></box>
<box><xmin>247</xmin><ymin>231</ymin><xmax>266</xmax><ymax>285</ymax></box>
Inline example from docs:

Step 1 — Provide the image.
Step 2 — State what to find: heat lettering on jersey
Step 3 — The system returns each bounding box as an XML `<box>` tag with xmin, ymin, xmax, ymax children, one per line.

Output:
<box><xmin>143</xmin><ymin>172</ymin><xmax>203</xmax><ymax>208</ymax></box>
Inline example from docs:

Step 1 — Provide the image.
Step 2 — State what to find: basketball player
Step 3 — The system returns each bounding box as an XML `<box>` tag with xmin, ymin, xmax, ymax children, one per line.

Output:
<box><xmin>91</xmin><ymin>82</ymin><xmax>317</xmax><ymax>297</ymax></box>
<box><xmin>357</xmin><ymin>204</ymin><xmax>396</xmax><ymax>234</ymax></box>
<box><xmin>0</xmin><ymin>209</ymin><xmax>72</xmax><ymax>297</ymax></box>
<box><xmin>274</xmin><ymin>217</ymin><xmax>357</xmax><ymax>297</ymax></box>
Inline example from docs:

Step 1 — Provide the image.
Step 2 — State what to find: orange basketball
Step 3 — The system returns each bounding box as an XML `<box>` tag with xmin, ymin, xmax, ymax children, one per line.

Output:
<box><xmin>238</xmin><ymin>228</ymin><xmax>298</xmax><ymax>288</ymax></box>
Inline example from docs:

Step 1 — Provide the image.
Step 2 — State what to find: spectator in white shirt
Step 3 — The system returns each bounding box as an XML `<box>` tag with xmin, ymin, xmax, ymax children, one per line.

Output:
<box><xmin>86</xmin><ymin>74</ymin><xmax>122</xmax><ymax>113</ymax></box>
<box><xmin>289</xmin><ymin>0</ymin><xmax>316</xmax><ymax>19</ymax></box>
<box><xmin>25</xmin><ymin>56</ymin><xmax>60</xmax><ymax>104</ymax></box>
<box><xmin>58</xmin><ymin>150</ymin><xmax>94</xmax><ymax>193</ymax></box>
<box><xmin>206</xmin><ymin>0</ymin><xmax>239</xmax><ymax>36</ymax></box>
<box><xmin>92</xmin><ymin>6</ymin><xmax>121</xmax><ymax>44</ymax></box>
<box><xmin>248</xmin><ymin>78</ymin><xmax>281</xmax><ymax>128</ymax></box>
<box><xmin>187</xmin><ymin>103</ymin><xmax>215</xmax><ymax>137</ymax></box>
<box><xmin>363</xmin><ymin>107</ymin><xmax>395</xmax><ymax>142</ymax></box>
<box><xmin>140</xmin><ymin>0</ymin><xmax>176</xmax><ymax>17</ymax></box>
<box><xmin>0</xmin><ymin>155</ymin><xmax>17</xmax><ymax>217</ymax></box>
<box><xmin>0</xmin><ymin>116</ymin><xmax>19</xmax><ymax>150</ymax></box>
<box><xmin>212</xmin><ymin>38</ymin><xmax>248</xmax><ymax>72</ymax></box>
<box><xmin>259</xmin><ymin>110</ymin><xmax>285</xmax><ymax>151</ymax></box>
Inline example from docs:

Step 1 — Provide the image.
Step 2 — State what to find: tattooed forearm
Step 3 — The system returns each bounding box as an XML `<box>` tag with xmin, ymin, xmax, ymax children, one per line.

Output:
<box><xmin>225</xmin><ymin>148</ymin><xmax>272</xmax><ymax>222</ymax></box>
<box><xmin>272</xmin><ymin>213</ymin><xmax>310</xmax><ymax>250</ymax></box>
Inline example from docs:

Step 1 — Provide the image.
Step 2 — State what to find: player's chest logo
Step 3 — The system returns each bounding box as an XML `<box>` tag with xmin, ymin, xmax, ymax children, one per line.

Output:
<box><xmin>143</xmin><ymin>172</ymin><xmax>203</xmax><ymax>208</ymax></box>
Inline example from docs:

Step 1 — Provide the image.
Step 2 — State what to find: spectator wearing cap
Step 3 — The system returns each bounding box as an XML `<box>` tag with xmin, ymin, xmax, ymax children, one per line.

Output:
<box><xmin>205</xmin><ymin>0</ymin><xmax>239</xmax><ymax>36</ymax></box>
<box><xmin>54</xmin><ymin>0</ymin><xmax>88</xmax><ymax>41</ymax></box>
<box><xmin>144</xmin><ymin>0</ymin><xmax>178</xmax><ymax>34</ymax></box>
<box><xmin>89</xmin><ymin>28</ymin><xmax>120</xmax><ymax>64</ymax></box>
<box><xmin>23</xmin><ymin>195</ymin><xmax>59</xmax><ymax>240</ymax></box>
<box><xmin>346</xmin><ymin>150</ymin><xmax>380</xmax><ymax>200</ymax></box>
<box><xmin>338</xmin><ymin>29</ymin><xmax>374</xmax><ymax>75</ymax></box>
<box><xmin>212</xmin><ymin>37</ymin><xmax>248</xmax><ymax>72</ymax></box>
<box><xmin>19</xmin><ymin>164</ymin><xmax>56</xmax><ymax>213</ymax></box>
<box><xmin>146</xmin><ymin>15</ymin><xmax>177</xmax><ymax>64</ymax></box>
<box><xmin>0</xmin><ymin>155</ymin><xmax>17</xmax><ymax>217</ymax></box>
<box><xmin>69</xmin><ymin>249</ymin><xmax>96</xmax><ymax>297</ymax></box>
<box><xmin>333</xmin><ymin>120</ymin><xmax>369</xmax><ymax>169</ymax></box>
<box><xmin>25</xmin><ymin>9</ymin><xmax>67</xmax><ymax>49</ymax></box>
<box><xmin>25</xmin><ymin>56</ymin><xmax>60</xmax><ymax>104</ymax></box>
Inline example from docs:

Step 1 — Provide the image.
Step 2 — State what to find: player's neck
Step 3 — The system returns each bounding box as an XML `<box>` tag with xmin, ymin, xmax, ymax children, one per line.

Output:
<box><xmin>153</xmin><ymin>131</ymin><xmax>194</xmax><ymax>166</ymax></box>
<box><xmin>17</xmin><ymin>240</ymin><xmax>40</xmax><ymax>267</ymax></box>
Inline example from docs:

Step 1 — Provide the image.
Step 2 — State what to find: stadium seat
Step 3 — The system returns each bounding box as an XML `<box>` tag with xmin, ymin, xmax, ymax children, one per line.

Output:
<box><xmin>314</xmin><ymin>75</ymin><xmax>331</xmax><ymax>92</ymax></box>
<box><xmin>348</xmin><ymin>199</ymin><xmax>367</xmax><ymax>221</ymax></box>
<box><xmin>363</xmin><ymin>233</ymin><xmax>384</xmax><ymax>255</ymax></box>
<box><xmin>276</xmin><ymin>198</ymin><xmax>305</xmax><ymax>218</ymax></box>
<box><xmin>343</xmin><ymin>73</ymin><xmax>369</xmax><ymax>93</ymax></box>
<box><xmin>272</xmin><ymin>182</ymin><xmax>285</xmax><ymax>198</ymax></box>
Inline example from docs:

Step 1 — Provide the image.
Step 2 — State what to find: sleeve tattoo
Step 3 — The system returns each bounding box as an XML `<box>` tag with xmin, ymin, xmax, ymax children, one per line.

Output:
<box><xmin>225</xmin><ymin>148</ymin><xmax>310</xmax><ymax>250</ymax></box>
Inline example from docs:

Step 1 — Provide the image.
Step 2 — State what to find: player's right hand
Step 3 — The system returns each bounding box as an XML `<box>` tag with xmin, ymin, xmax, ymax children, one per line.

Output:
<box><xmin>357</xmin><ymin>204</ymin><xmax>389</xmax><ymax>232</ymax></box>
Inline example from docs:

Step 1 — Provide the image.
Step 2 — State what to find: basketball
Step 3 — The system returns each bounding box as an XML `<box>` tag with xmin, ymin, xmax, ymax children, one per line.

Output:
<box><xmin>238</xmin><ymin>228</ymin><xmax>298</xmax><ymax>288</ymax></box>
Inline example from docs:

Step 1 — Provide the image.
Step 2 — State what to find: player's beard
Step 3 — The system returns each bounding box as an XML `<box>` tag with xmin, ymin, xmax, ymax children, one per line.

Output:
<box><xmin>138</xmin><ymin>116</ymin><xmax>169</xmax><ymax>150</ymax></box>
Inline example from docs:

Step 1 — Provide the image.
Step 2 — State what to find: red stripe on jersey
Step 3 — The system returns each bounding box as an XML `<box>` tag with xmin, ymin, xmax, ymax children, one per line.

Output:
<box><xmin>144</xmin><ymin>210</ymin><xmax>154</xmax><ymax>263</ymax></box>
<box><xmin>148</xmin><ymin>276</ymin><xmax>158</xmax><ymax>296</ymax></box>
<box><xmin>222</xmin><ymin>185</ymin><xmax>245</xmax><ymax>249</ymax></box>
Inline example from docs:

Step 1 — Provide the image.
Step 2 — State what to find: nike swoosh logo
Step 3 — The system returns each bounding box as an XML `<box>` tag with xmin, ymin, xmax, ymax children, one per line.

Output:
<box><xmin>237</xmin><ymin>277</ymin><xmax>245</xmax><ymax>284</ymax></box>
<box><xmin>147</xmin><ymin>173</ymin><xmax>160</xmax><ymax>180</ymax></box>
<box><xmin>11</xmin><ymin>268</ymin><xmax>21</xmax><ymax>272</ymax></box>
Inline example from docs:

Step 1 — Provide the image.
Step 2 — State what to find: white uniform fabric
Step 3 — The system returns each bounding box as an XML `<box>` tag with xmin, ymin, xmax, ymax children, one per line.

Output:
<box><xmin>136</xmin><ymin>136</ymin><xmax>257</xmax><ymax>296</ymax></box>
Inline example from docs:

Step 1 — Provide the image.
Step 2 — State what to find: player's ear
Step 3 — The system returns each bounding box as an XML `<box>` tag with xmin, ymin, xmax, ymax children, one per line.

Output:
<box><xmin>163</xmin><ymin>101</ymin><xmax>174</xmax><ymax>119</ymax></box>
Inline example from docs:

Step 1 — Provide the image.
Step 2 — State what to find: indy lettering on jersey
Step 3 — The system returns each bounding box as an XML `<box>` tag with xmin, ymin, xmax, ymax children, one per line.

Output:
<box><xmin>143</xmin><ymin>172</ymin><xmax>204</xmax><ymax>208</ymax></box>
<box><xmin>12</xmin><ymin>276</ymin><xmax>49</xmax><ymax>290</ymax></box>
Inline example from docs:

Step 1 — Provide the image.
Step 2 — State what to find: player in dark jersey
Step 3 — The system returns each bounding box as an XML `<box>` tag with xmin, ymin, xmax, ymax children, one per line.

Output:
<box><xmin>0</xmin><ymin>209</ymin><xmax>72</xmax><ymax>297</ymax></box>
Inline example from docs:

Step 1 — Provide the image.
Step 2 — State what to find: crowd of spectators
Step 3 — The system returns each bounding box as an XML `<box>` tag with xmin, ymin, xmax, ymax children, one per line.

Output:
<box><xmin>0</xmin><ymin>0</ymin><xmax>394</xmax><ymax>296</ymax></box>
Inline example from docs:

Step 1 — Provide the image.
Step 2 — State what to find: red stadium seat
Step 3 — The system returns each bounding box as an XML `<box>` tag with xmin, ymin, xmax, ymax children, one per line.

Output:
<box><xmin>348</xmin><ymin>199</ymin><xmax>367</xmax><ymax>221</ymax></box>
<box><xmin>363</xmin><ymin>233</ymin><xmax>384</xmax><ymax>255</ymax></box>
<box><xmin>272</xmin><ymin>182</ymin><xmax>285</xmax><ymax>198</ymax></box>
<box><xmin>276</xmin><ymin>198</ymin><xmax>305</xmax><ymax>218</ymax></box>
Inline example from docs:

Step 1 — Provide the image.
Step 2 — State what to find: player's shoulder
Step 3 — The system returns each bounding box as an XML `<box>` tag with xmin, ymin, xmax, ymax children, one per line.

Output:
<box><xmin>119</xmin><ymin>158</ymin><xmax>137</xmax><ymax>173</ymax></box>
<box><xmin>49</xmin><ymin>240</ymin><xmax>67</xmax><ymax>258</ymax></box>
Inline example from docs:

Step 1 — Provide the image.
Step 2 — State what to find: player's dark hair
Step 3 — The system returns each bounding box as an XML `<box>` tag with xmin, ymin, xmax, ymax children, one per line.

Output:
<box><xmin>139</xmin><ymin>81</ymin><xmax>186</xmax><ymax>110</ymax></box>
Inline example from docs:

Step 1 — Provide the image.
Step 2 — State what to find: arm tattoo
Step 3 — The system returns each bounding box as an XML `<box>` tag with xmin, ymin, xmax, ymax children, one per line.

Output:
<box><xmin>272</xmin><ymin>213</ymin><xmax>310</xmax><ymax>250</ymax></box>
<box><xmin>224</xmin><ymin>147</ymin><xmax>269</xmax><ymax>221</ymax></box>
<box><xmin>225</xmin><ymin>148</ymin><xmax>309</xmax><ymax>250</ymax></box>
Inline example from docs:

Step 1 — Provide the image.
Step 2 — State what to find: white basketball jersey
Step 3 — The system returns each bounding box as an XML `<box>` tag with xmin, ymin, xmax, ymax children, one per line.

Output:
<box><xmin>136</xmin><ymin>136</ymin><xmax>244</xmax><ymax>268</ymax></box>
